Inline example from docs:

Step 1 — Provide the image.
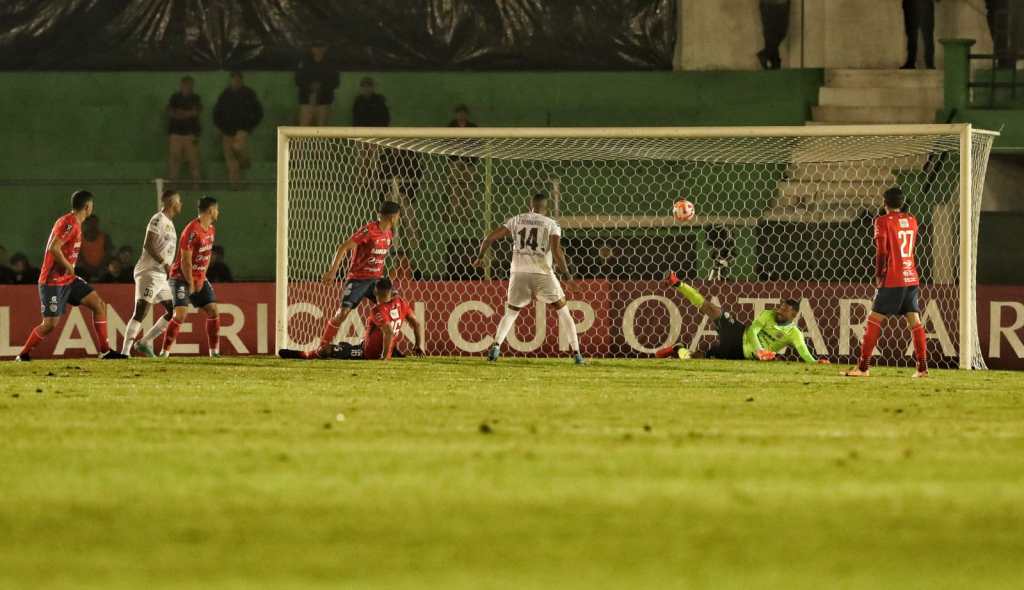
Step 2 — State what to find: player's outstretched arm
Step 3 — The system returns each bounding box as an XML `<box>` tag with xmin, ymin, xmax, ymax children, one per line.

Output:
<box><xmin>322</xmin><ymin>238</ymin><xmax>358</xmax><ymax>284</ymax></box>
<box><xmin>472</xmin><ymin>226</ymin><xmax>511</xmax><ymax>268</ymax></box>
<box><xmin>790</xmin><ymin>332</ymin><xmax>819</xmax><ymax>364</ymax></box>
<box><xmin>406</xmin><ymin>314</ymin><xmax>426</xmax><ymax>356</ymax></box>
<box><xmin>745</xmin><ymin>312</ymin><xmax>770</xmax><ymax>360</ymax></box>
<box><xmin>380</xmin><ymin>325</ymin><xmax>396</xmax><ymax>361</ymax></box>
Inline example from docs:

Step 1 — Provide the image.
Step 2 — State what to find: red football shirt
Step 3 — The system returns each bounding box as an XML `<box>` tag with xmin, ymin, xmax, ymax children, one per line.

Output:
<box><xmin>347</xmin><ymin>221</ymin><xmax>393</xmax><ymax>280</ymax></box>
<box><xmin>170</xmin><ymin>218</ymin><xmax>216</xmax><ymax>284</ymax></box>
<box><xmin>38</xmin><ymin>212</ymin><xmax>82</xmax><ymax>286</ymax></box>
<box><xmin>363</xmin><ymin>297</ymin><xmax>413</xmax><ymax>359</ymax></box>
<box><xmin>874</xmin><ymin>211</ymin><xmax>920</xmax><ymax>288</ymax></box>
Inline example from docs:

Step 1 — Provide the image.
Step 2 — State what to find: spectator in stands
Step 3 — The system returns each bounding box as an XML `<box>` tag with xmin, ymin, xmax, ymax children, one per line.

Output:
<box><xmin>99</xmin><ymin>257</ymin><xmax>132</xmax><ymax>283</ymax></box>
<box><xmin>0</xmin><ymin>245</ymin><xmax>14</xmax><ymax>283</ymax></box>
<box><xmin>986</xmin><ymin>0</ymin><xmax>1015</xmax><ymax>69</ymax></box>
<box><xmin>757</xmin><ymin>0</ymin><xmax>790</xmax><ymax>70</ymax></box>
<box><xmin>296</xmin><ymin>41</ymin><xmax>339</xmax><ymax>126</ymax></box>
<box><xmin>352</xmin><ymin>77</ymin><xmax>390</xmax><ymax>126</ymax></box>
<box><xmin>214</xmin><ymin>71</ymin><xmax>264</xmax><ymax>185</ymax></box>
<box><xmin>117</xmin><ymin>245</ymin><xmax>134</xmax><ymax>270</ymax></box>
<box><xmin>902</xmin><ymin>0</ymin><xmax>936</xmax><ymax>69</ymax></box>
<box><xmin>447</xmin><ymin>104</ymin><xmax>478</xmax><ymax>211</ymax></box>
<box><xmin>167</xmin><ymin>75</ymin><xmax>202</xmax><ymax>187</ymax></box>
<box><xmin>79</xmin><ymin>214</ymin><xmax>112</xmax><ymax>280</ymax></box>
<box><xmin>9</xmin><ymin>253</ymin><xmax>38</xmax><ymax>285</ymax></box>
<box><xmin>448</xmin><ymin>104</ymin><xmax>476</xmax><ymax>129</ymax></box>
<box><xmin>206</xmin><ymin>245</ymin><xmax>235</xmax><ymax>283</ymax></box>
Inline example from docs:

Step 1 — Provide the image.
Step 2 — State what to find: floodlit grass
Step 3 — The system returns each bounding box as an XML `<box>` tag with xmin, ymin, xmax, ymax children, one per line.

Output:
<box><xmin>1</xmin><ymin>357</ymin><xmax>1023</xmax><ymax>589</ymax></box>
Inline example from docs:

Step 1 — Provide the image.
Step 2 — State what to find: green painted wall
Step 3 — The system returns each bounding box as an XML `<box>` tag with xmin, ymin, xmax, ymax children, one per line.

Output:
<box><xmin>0</xmin><ymin>70</ymin><xmax>823</xmax><ymax>279</ymax></box>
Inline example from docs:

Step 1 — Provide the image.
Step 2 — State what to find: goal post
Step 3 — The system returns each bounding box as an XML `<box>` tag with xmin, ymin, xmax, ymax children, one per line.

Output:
<box><xmin>276</xmin><ymin>124</ymin><xmax>997</xmax><ymax>369</ymax></box>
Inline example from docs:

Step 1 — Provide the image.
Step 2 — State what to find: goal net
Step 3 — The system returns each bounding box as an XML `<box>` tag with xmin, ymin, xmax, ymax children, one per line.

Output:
<box><xmin>276</xmin><ymin>125</ymin><xmax>996</xmax><ymax>369</ymax></box>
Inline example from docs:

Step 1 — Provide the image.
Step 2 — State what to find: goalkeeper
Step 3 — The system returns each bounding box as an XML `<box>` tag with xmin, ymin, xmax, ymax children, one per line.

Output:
<box><xmin>658</xmin><ymin>272</ymin><xmax>828</xmax><ymax>364</ymax></box>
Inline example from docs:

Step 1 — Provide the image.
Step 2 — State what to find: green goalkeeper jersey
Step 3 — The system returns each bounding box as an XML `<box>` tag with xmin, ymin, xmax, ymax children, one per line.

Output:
<box><xmin>742</xmin><ymin>310</ymin><xmax>816</xmax><ymax>363</ymax></box>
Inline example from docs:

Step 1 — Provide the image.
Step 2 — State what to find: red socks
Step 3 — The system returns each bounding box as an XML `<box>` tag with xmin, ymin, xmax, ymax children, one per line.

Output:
<box><xmin>858</xmin><ymin>317</ymin><xmax>883</xmax><ymax>372</ymax></box>
<box><xmin>912</xmin><ymin>324</ymin><xmax>928</xmax><ymax>372</ymax></box>
<box><xmin>206</xmin><ymin>318</ymin><xmax>221</xmax><ymax>353</ymax></box>
<box><xmin>319</xmin><ymin>319</ymin><xmax>340</xmax><ymax>349</ymax></box>
<box><xmin>161</xmin><ymin>319</ymin><xmax>182</xmax><ymax>354</ymax></box>
<box><xmin>19</xmin><ymin>328</ymin><xmax>46</xmax><ymax>356</ymax></box>
<box><xmin>655</xmin><ymin>345</ymin><xmax>677</xmax><ymax>359</ymax></box>
<box><xmin>93</xmin><ymin>320</ymin><xmax>109</xmax><ymax>353</ymax></box>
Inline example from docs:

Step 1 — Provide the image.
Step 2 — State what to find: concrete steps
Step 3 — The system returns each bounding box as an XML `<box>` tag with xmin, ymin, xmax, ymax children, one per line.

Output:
<box><xmin>812</xmin><ymin>105</ymin><xmax>941</xmax><ymax>124</ymax></box>
<box><xmin>825</xmin><ymin>69</ymin><xmax>944</xmax><ymax>89</ymax></box>
<box><xmin>818</xmin><ymin>86</ymin><xmax>943</xmax><ymax>108</ymax></box>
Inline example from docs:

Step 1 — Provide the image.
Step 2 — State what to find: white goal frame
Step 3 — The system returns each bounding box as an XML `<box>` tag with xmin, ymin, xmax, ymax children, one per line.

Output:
<box><xmin>276</xmin><ymin>123</ymin><xmax>997</xmax><ymax>369</ymax></box>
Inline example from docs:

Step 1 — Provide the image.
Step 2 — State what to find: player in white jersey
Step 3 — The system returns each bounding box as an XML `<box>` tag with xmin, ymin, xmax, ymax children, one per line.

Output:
<box><xmin>121</xmin><ymin>189</ymin><xmax>182</xmax><ymax>356</ymax></box>
<box><xmin>474</xmin><ymin>191</ymin><xmax>583</xmax><ymax>364</ymax></box>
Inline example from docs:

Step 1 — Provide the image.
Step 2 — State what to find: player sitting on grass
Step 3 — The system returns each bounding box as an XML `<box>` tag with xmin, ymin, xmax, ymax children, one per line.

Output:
<box><xmin>279</xmin><ymin>279</ymin><xmax>424</xmax><ymax>360</ymax></box>
<box><xmin>657</xmin><ymin>272</ymin><xmax>828</xmax><ymax>364</ymax></box>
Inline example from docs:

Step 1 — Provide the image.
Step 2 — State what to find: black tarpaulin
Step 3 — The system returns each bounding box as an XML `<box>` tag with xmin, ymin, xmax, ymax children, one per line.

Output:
<box><xmin>0</xmin><ymin>0</ymin><xmax>676</xmax><ymax>70</ymax></box>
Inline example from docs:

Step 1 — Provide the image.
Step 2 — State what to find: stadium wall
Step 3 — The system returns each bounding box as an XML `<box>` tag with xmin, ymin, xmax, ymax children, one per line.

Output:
<box><xmin>0</xmin><ymin>70</ymin><xmax>823</xmax><ymax>279</ymax></box>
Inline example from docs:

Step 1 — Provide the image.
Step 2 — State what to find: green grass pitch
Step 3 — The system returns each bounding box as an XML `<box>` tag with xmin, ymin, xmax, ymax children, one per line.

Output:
<box><xmin>2</xmin><ymin>357</ymin><xmax>1023</xmax><ymax>589</ymax></box>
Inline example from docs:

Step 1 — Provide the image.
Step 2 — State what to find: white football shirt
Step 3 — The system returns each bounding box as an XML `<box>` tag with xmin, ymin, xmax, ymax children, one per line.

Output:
<box><xmin>135</xmin><ymin>211</ymin><xmax>177</xmax><ymax>274</ymax></box>
<box><xmin>503</xmin><ymin>212</ymin><xmax>561</xmax><ymax>275</ymax></box>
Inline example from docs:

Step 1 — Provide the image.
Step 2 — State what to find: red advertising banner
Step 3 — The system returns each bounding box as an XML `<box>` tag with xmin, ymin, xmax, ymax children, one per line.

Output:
<box><xmin>2</xmin><ymin>281</ymin><xmax>1023</xmax><ymax>369</ymax></box>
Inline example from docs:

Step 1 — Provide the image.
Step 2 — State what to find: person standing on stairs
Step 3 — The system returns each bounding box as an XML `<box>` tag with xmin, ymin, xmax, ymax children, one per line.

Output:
<box><xmin>902</xmin><ymin>0</ymin><xmax>937</xmax><ymax>69</ymax></box>
<box><xmin>757</xmin><ymin>0</ymin><xmax>790</xmax><ymax>70</ymax></box>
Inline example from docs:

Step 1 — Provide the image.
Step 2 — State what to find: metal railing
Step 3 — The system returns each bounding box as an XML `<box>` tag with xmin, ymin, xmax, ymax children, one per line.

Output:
<box><xmin>968</xmin><ymin>50</ymin><xmax>1023</xmax><ymax>108</ymax></box>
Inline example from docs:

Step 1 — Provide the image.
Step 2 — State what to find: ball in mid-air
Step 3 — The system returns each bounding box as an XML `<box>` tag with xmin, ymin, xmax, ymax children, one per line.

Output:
<box><xmin>673</xmin><ymin>198</ymin><xmax>695</xmax><ymax>222</ymax></box>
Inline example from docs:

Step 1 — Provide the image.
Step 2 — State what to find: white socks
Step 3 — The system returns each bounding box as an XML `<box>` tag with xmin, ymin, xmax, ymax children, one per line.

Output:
<box><xmin>557</xmin><ymin>306</ymin><xmax>580</xmax><ymax>353</ymax></box>
<box><xmin>121</xmin><ymin>319</ymin><xmax>143</xmax><ymax>354</ymax></box>
<box><xmin>493</xmin><ymin>308</ymin><xmax>520</xmax><ymax>346</ymax></box>
<box><xmin>139</xmin><ymin>316</ymin><xmax>171</xmax><ymax>346</ymax></box>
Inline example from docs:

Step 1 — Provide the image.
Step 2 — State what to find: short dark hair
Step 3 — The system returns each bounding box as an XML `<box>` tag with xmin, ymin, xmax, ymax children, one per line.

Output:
<box><xmin>198</xmin><ymin>196</ymin><xmax>218</xmax><ymax>212</ymax></box>
<box><xmin>161</xmin><ymin>189</ymin><xmax>179</xmax><ymax>206</ymax></box>
<box><xmin>230</xmin><ymin>70</ymin><xmax>243</xmax><ymax>79</ymax></box>
<box><xmin>181</xmin><ymin>75</ymin><xmax>194</xmax><ymax>83</ymax></box>
<box><xmin>359</xmin><ymin>76</ymin><xmax>375</xmax><ymax>87</ymax></box>
<box><xmin>375</xmin><ymin>278</ymin><xmax>394</xmax><ymax>292</ymax></box>
<box><xmin>884</xmin><ymin>187</ymin><xmax>905</xmax><ymax>210</ymax></box>
<box><xmin>782</xmin><ymin>298</ymin><xmax>801</xmax><ymax>309</ymax></box>
<box><xmin>71</xmin><ymin>190</ymin><xmax>94</xmax><ymax>211</ymax></box>
<box><xmin>532</xmin><ymin>191</ymin><xmax>548</xmax><ymax>204</ymax></box>
<box><xmin>454</xmin><ymin>104</ymin><xmax>469</xmax><ymax>114</ymax></box>
<box><xmin>379</xmin><ymin>200</ymin><xmax>401</xmax><ymax>215</ymax></box>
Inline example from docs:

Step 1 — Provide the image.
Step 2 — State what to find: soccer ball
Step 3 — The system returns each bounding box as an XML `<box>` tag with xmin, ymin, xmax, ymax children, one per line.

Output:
<box><xmin>677</xmin><ymin>347</ymin><xmax>691</xmax><ymax>360</ymax></box>
<box><xmin>673</xmin><ymin>199</ymin><xmax>695</xmax><ymax>222</ymax></box>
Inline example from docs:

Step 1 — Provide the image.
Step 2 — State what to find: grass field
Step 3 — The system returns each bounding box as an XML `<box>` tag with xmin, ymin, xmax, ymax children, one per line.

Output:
<box><xmin>2</xmin><ymin>357</ymin><xmax>1023</xmax><ymax>589</ymax></box>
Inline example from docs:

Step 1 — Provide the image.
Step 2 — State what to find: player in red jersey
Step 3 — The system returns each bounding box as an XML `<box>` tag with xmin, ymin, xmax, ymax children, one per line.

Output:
<box><xmin>14</xmin><ymin>190</ymin><xmax>127</xmax><ymax>361</ymax></box>
<box><xmin>307</xmin><ymin>200</ymin><xmax>401</xmax><ymax>357</ymax></box>
<box><xmin>279</xmin><ymin>279</ymin><xmax>424</xmax><ymax>360</ymax></box>
<box><xmin>845</xmin><ymin>187</ymin><xmax>928</xmax><ymax>378</ymax></box>
<box><xmin>159</xmin><ymin>196</ymin><xmax>221</xmax><ymax>357</ymax></box>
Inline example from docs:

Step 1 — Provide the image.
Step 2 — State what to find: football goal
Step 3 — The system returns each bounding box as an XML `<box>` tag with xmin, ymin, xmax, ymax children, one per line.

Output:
<box><xmin>276</xmin><ymin>124</ymin><xmax>996</xmax><ymax>369</ymax></box>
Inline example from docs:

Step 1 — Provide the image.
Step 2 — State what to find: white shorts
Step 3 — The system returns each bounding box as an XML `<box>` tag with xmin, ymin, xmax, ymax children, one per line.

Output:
<box><xmin>134</xmin><ymin>270</ymin><xmax>172</xmax><ymax>304</ymax></box>
<box><xmin>506</xmin><ymin>272</ymin><xmax>565</xmax><ymax>307</ymax></box>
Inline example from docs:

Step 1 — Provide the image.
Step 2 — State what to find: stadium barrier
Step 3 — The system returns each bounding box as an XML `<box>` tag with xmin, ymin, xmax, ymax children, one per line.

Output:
<box><xmin>2</xmin><ymin>282</ymin><xmax>1023</xmax><ymax>369</ymax></box>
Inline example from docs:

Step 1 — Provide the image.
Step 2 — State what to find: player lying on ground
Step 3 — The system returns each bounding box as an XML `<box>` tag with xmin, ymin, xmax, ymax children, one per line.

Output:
<box><xmin>15</xmin><ymin>190</ymin><xmax>128</xmax><ymax>361</ymax></box>
<box><xmin>845</xmin><ymin>187</ymin><xmax>928</xmax><ymax>378</ymax></box>
<box><xmin>122</xmin><ymin>189</ymin><xmax>182</xmax><ymax>357</ymax></box>
<box><xmin>658</xmin><ymin>272</ymin><xmax>828</xmax><ymax>364</ymax></box>
<box><xmin>308</xmin><ymin>200</ymin><xmax>401</xmax><ymax>358</ymax></box>
<box><xmin>474</xmin><ymin>191</ymin><xmax>583</xmax><ymax>364</ymax></box>
<box><xmin>159</xmin><ymin>196</ymin><xmax>221</xmax><ymax>357</ymax></box>
<box><xmin>279</xmin><ymin>278</ymin><xmax>424</xmax><ymax>360</ymax></box>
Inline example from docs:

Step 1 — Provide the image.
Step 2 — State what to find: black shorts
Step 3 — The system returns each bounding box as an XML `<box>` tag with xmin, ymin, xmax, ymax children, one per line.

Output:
<box><xmin>706</xmin><ymin>311</ymin><xmax>748</xmax><ymax>360</ymax></box>
<box><xmin>872</xmin><ymin>286</ymin><xmax>920</xmax><ymax>316</ymax></box>
<box><xmin>341</xmin><ymin>278</ymin><xmax>379</xmax><ymax>309</ymax></box>
<box><xmin>170</xmin><ymin>279</ymin><xmax>217</xmax><ymax>309</ymax></box>
<box><xmin>38</xmin><ymin>277</ymin><xmax>94</xmax><ymax>318</ymax></box>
